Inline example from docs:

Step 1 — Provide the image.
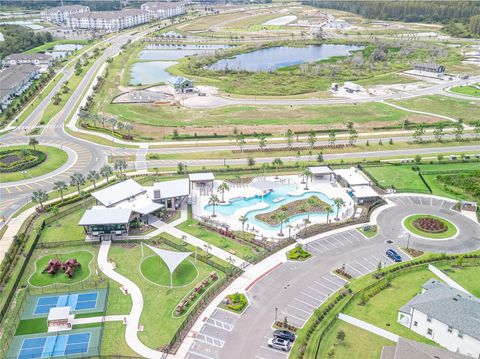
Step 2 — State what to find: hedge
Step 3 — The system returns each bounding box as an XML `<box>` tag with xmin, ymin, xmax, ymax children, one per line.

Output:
<box><xmin>0</xmin><ymin>149</ymin><xmax>46</xmax><ymax>173</ymax></box>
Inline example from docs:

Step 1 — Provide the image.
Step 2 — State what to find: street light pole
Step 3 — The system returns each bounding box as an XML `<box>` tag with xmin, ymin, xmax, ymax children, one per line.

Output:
<box><xmin>407</xmin><ymin>233</ymin><xmax>411</xmax><ymax>249</ymax></box>
<box><xmin>275</xmin><ymin>307</ymin><xmax>278</xmax><ymax>322</ymax></box>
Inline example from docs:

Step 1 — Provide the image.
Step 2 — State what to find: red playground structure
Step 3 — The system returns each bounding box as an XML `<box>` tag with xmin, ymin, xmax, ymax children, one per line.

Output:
<box><xmin>43</xmin><ymin>258</ymin><xmax>81</xmax><ymax>278</ymax></box>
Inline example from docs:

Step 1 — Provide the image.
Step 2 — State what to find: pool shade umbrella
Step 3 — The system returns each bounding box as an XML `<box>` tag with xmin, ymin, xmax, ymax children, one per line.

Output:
<box><xmin>145</xmin><ymin>244</ymin><xmax>192</xmax><ymax>288</ymax></box>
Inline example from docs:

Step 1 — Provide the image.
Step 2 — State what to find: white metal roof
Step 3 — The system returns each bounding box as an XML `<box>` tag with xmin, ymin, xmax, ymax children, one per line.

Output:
<box><xmin>48</xmin><ymin>307</ymin><xmax>71</xmax><ymax>321</ymax></box>
<box><xmin>334</xmin><ymin>168</ymin><xmax>370</xmax><ymax>187</ymax></box>
<box><xmin>308</xmin><ymin>166</ymin><xmax>334</xmax><ymax>175</ymax></box>
<box><xmin>91</xmin><ymin>179</ymin><xmax>145</xmax><ymax>207</ymax></box>
<box><xmin>153</xmin><ymin>178</ymin><xmax>190</xmax><ymax>199</ymax></box>
<box><xmin>145</xmin><ymin>244</ymin><xmax>191</xmax><ymax>275</ymax></box>
<box><xmin>79</xmin><ymin>207</ymin><xmax>132</xmax><ymax>225</ymax></box>
<box><xmin>351</xmin><ymin>185</ymin><xmax>378</xmax><ymax>198</ymax></box>
<box><xmin>114</xmin><ymin>189</ymin><xmax>164</xmax><ymax>215</ymax></box>
<box><xmin>251</xmin><ymin>177</ymin><xmax>285</xmax><ymax>192</ymax></box>
<box><xmin>189</xmin><ymin>172</ymin><xmax>215</xmax><ymax>182</ymax></box>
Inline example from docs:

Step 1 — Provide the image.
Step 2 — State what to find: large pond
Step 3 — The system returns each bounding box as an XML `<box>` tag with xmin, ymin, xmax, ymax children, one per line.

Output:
<box><xmin>208</xmin><ymin>44</ymin><xmax>363</xmax><ymax>72</ymax></box>
<box><xmin>129</xmin><ymin>44</ymin><xmax>232</xmax><ymax>85</ymax></box>
<box><xmin>129</xmin><ymin>61</ymin><xmax>177</xmax><ymax>86</ymax></box>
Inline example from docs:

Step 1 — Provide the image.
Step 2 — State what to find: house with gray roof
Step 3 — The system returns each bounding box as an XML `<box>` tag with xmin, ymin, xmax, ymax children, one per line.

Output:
<box><xmin>397</xmin><ymin>279</ymin><xmax>480</xmax><ymax>358</ymax></box>
<box><xmin>0</xmin><ymin>64</ymin><xmax>39</xmax><ymax>111</ymax></box>
<box><xmin>380</xmin><ymin>338</ymin><xmax>471</xmax><ymax>359</ymax></box>
<box><xmin>2</xmin><ymin>53</ymin><xmax>53</xmax><ymax>72</ymax></box>
<box><xmin>141</xmin><ymin>1</ymin><xmax>187</xmax><ymax>20</ymax></box>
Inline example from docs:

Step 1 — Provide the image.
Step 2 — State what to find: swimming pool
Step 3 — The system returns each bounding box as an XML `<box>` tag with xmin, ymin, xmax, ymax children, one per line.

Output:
<box><xmin>204</xmin><ymin>185</ymin><xmax>336</xmax><ymax>230</ymax></box>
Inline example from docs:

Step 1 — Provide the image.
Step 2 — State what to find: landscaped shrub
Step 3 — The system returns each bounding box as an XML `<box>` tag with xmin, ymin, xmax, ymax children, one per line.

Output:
<box><xmin>225</xmin><ymin>292</ymin><xmax>248</xmax><ymax>312</ymax></box>
<box><xmin>287</xmin><ymin>244</ymin><xmax>312</xmax><ymax>261</ymax></box>
<box><xmin>0</xmin><ymin>149</ymin><xmax>46</xmax><ymax>173</ymax></box>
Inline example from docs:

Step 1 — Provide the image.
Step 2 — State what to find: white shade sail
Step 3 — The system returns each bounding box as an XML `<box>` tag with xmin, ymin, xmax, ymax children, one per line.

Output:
<box><xmin>145</xmin><ymin>244</ymin><xmax>192</xmax><ymax>276</ymax></box>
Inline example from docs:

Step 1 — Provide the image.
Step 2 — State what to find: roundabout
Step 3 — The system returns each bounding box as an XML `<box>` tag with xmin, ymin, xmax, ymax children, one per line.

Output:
<box><xmin>140</xmin><ymin>255</ymin><xmax>198</xmax><ymax>288</ymax></box>
<box><xmin>403</xmin><ymin>214</ymin><xmax>458</xmax><ymax>240</ymax></box>
<box><xmin>0</xmin><ymin>144</ymin><xmax>68</xmax><ymax>183</ymax></box>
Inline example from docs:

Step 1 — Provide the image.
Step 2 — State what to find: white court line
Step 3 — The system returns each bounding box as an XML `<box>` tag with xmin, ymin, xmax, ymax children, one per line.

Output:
<box><xmin>294</xmin><ymin>298</ymin><xmax>317</xmax><ymax>309</ymax></box>
<box><xmin>288</xmin><ymin>304</ymin><xmax>311</xmax><ymax>315</ymax></box>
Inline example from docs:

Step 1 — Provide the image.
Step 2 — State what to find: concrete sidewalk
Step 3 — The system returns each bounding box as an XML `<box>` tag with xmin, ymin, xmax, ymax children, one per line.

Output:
<box><xmin>338</xmin><ymin>313</ymin><xmax>400</xmax><ymax>342</ymax></box>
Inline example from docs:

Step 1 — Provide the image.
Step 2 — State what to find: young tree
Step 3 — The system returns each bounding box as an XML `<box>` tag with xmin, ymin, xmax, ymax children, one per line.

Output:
<box><xmin>272</xmin><ymin>158</ymin><xmax>283</xmax><ymax>178</ymax></box>
<box><xmin>336</xmin><ymin>330</ymin><xmax>346</xmax><ymax>342</ymax></box>
<box><xmin>100</xmin><ymin>164</ymin><xmax>113</xmax><ymax>183</ymax></box>
<box><xmin>258</xmin><ymin>134</ymin><xmax>267</xmax><ymax>151</ymax></box>
<box><xmin>454</xmin><ymin>119</ymin><xmax>464</xmax><ymax>141</ymax></box>
<box><xmin>349</xmin><ymin>128</ymin><xmax>358</xmax><ymax>145</ymax></box>
<box><xmin>413</xmin><ymin>125</ymin><xmax>425</xmax><ymax>143</ymax></box>
<box><xmin>114</xmin><ymin>159</ymin><xmax>127</xmax><ymax>176</ymax></box>
<box><xmin>208</xmin><ymin>194</ymin><xmax>220</xmax><ymax>217</ymax></box>
<box><xmin>235</xmin><ymin>133</ymin><xmax>246</xmax><ymax>153</ymax></box>
<box><xmin>247</xmin><ymin>157</ymin><xmax>255</xmax><ymax>166</ymax></box>
<box><xmin>317</xmin><ymin>152</ymin><xmax>324</xmax><ymax>163</ymax></box>
<box><xmin>325</xmin><ymin>205</ymin><xmax>334</xmax><ymax>223</ymax></box>
<box><xmin>303</xmin><ymin>168</ymin><xmax>313</xmax><ymax>190</ymax></box>
<box><xmin>239</xmin><ymin>215</ymin><xmax>248</xmax><ymax>232</ymax></box>
<box><xmin>87</xmin><ymin>170</ymin><xmax>100</xmax><ymax>189</ymax></box>
<box><xmin>307</xmin><ymin>130</ymin><xmax>317</xmax><ymax>149</ymax></box>
<box><xmin>414</xmin><ymin>154</ymin><xmax>422</xmax><ymax>163</ymax></box>
<box><xmin>474</xmin><ymin>120</ymin><xmax>480</xmax><ymax>140</ymax></box>
<box><xmin>32</xmin><ymin>189</ymin><xmax>48</xmax><ymax>211</ymax></box>
<box><xmin>334</xmin><ymin>197</ymin><xmax>345</xmax><ymax>219</ymax></box>
<box><xmin>328</xmin><ymin>129</ymin><xmax>336</xmax><ymax>146</ymax></box>
<box><xmin>29</xmin><ymin>137</ymin><xmax>39</xmax><ymax>150</ymax></box>
<box><xmin>276</xmin><ymin>211</ymin><xmax>288</xmax><ymax>237</ymax></box>
<box><xmin>285</xmin><ymin>129</ymin><xmax>294</xmax><ymax>149</ymax></box>
<box><xmin>70</xmin><ymin>172</ymin><xmax>86</xmax><ymax>194</ymax></box>
<box><xmin>217</xmin><ymin>182</ymin><xmax>230</xmax><ymax>203</ymax></box>
<box><xmin>433</xmin><ymin>123</ymin><xmax>444</xmax><ymax>142</ymax></box>
<box><xmin>53</xmin><ymin>180</ymin><xmax>67</xmax><ymax>202</ymax></box>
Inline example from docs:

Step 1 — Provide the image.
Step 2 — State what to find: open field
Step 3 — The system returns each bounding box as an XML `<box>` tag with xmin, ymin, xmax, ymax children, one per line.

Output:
<box><xmin>25</xmin><ymin>39</ymin><xmax>89</xmax><ymax>54</ymax></box>
<box><xmin>0</xmin><ymin>145</ymin><xmax>68</xmax><ymax>183</ymax></box>
<box><xmin>104</xmin><ymin>101</ymin><xmax>438</xmax><ymax>139</ymax></box>
<box><xmin>436</xmin><ymin>263</ymin><xmax>480</xmax><ymax>297</ymax></box>
<box><xmin>388</xmin><ymin>95</ymin><xmax>480</xmax><ymax>122</ymax></box>
<box><xmin>450</xmin><ymin>84</ymin><xmax>480</xmax><ymax>98</ymax></box>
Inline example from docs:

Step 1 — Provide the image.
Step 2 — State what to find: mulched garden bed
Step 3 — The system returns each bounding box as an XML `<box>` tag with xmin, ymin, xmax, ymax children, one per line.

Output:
<box><xmin>413</xmin><ymin>217</ymin><xmax>447</xmax><ymax>233</ymax></box>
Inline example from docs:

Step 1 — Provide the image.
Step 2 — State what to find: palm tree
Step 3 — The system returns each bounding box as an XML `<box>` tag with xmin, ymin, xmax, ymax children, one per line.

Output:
<box><xmin>239</xmin><ymin>215</ymin><xmax>248</xmax><ymax>232</ymax></box>
<box><xmin>114</xmin><ymin>159</ymin><xmax>127</xmax><ymax>176</ymax></box>
<box><xmin>100</xmin><ymin>164</ymin><xmax>113</xmax><ymax>183</ymax></box>
<box><xmin>285</xmin><ymin>129</ymin><xmax>294</xmax><ymax>149</ymax></box>
<box><xmin>29</xmin><ymin>137</ymin><xmax>39</xmax><ymax>150</ymax></box>
<box><xmin>20</xmin><ymin>148</ymin><xmax>29</xmax><ymax>159</ymax></box>
<box><xmin>217</xmin><ymin>182</ymin><xmax>230</xmax><ymax>203</ymax></box>
<box><xmin>303</xmin><ymin>168</ymin><xmax>312</xmax><ymax>190</ymax></box>
<box><xmin>53</xmin><ymin>181</ymin><xmax>67</xmax><ymax>202</ymax></box>
<box><xmin>334</xmin><ymin>198</ymin><xmax>345</xmax><ymax>220</ymax></box>
<box><xmin>123</xmin><ymin>122</ymin><xmax>133</xmax><ymax>138</ymax></box>
<box><xmin>32</xmin><ymin>189</ymin><xmax>48</xmax><ymax>211</ymax></box>
<box><xmin>277</xmin><ymin>211</ymin><xmax>288</xmax><ymax>237</ymax></box>
<box><xmin>209</xmin><ymin>194</ymin><xmax>220</xmax><ymax>217</ymax></box>
<box><xmin>108</xmin><ymin>117</ymin><xmax>117</xmax><ymax>135</ymax></box>
<box><xmin>87</xmin><ymin>170</ymin><xmax>100</xmax><ymax>189</ymax></box>
<box><xmin>70</xmin><ymin>172</ymin><xmax>86</xmax><ymax>194</ymax></box>
<box><xmin>272</xmin><ymin>158</ymin><xmax>283</xmax><ymax>179</ymax></box>
<box><xmin>325</xmin><ymin>205</ymin><xmax>334</xmax><ymax>223</ymax></box>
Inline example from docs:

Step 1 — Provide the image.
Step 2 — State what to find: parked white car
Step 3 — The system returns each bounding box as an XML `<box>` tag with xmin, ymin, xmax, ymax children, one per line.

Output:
<box><xmin>267</xmin><ymin>337</ymin><xmax>291</xmax><ymax>351</ymax></box>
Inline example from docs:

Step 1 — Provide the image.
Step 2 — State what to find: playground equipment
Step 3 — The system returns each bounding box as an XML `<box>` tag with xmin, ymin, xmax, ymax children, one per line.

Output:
<box><xmin>42</xmin><ymin>258</ymin><xmax>81</xmax><ymax>278</ymax></box>
<box><xmin>62</xmin><ymin>258</ymin><xmax>81</xmax><ymax>278</ymax></box>
<box><xmin>43</xmin><ymin>259</ymin><xmax>62</xmax><ymax>275</ymax></box>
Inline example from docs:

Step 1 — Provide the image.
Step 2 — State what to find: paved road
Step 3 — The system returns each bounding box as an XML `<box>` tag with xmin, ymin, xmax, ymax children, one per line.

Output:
<box><xmin>0</xmin><ymin>29</ymin><xmax>150</xmax><ymax>221</ymax></box>
<box><xmin>186</xmin><ymin>195</ymin><xmax>480</xmax><ymax>359</ymax></box>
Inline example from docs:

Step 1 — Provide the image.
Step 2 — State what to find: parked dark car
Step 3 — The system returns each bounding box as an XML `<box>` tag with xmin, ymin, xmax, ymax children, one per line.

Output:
<box><xmin>386</xmin><ymin>249</ymin><xmax>402</xmax><ymax>262</ymax></box>
<box><xmin>273</xmin><ymin>330</ymin><xmax>296</xmax><ymax>342</ymax></box>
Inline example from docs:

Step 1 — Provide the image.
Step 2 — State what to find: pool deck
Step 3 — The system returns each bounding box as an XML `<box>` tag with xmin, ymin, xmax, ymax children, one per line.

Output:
<box><xmin>192</xmin><ymin>175</ymin><xmax>354</xmax><ymax>238</ymax></box>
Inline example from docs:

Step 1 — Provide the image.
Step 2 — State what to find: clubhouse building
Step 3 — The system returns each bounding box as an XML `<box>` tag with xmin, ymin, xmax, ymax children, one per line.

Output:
<box><xmin>78</xmin><ymin>176</ymin><xmax>211</xmax><ymax>240</ymax></box>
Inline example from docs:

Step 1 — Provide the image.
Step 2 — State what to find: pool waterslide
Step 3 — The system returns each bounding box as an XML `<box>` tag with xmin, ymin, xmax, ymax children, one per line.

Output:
<box><xmin>98</xmin><ymin>241</ymin><xmax>164</xmax><ymax>358</ymax></box>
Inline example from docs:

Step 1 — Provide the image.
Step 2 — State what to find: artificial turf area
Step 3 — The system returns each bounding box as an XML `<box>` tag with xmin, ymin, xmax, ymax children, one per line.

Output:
<box><xmin>140</xmin><ymin>255</ymin><xmax>198</xmax><ymax>287</ymax></box>
<box><xmin>0</xmin><ymin>145</ymin><xmax>68</xmax><ymax>183</ymax></box>
<box><xmin>108</xmin><ymin>242</ymin><xmax>225</xmax><ymax>349</ymax></box>
<box><xmin>28</xmin><ymin>250</ymin><xmax>93</xmax><ymax>286</ymax></box>
<box><xmin>403</xmin><ymin>214</ymin><xmax>457</xmax><ymax>239</ymax></box>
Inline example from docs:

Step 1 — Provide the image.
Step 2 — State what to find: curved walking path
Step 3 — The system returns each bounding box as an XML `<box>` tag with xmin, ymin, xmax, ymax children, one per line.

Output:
<box><xmin>98</xmin><ymin>241</ymin><xmax>164</xmax><ymax>359</ymax></box>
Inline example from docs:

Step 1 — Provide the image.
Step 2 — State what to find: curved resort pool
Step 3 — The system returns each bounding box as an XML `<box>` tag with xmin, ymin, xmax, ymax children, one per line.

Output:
<box><xmin>204</xmin><ymin>185</ymin><xmax>337</xmax><ymax>230</ymax></box>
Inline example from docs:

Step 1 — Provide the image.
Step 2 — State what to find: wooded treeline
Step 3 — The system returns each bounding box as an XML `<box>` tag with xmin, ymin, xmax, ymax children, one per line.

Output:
<box><xmin>0</xmin><ymin>25</ymin><xmax>52</xmax><ymax>58</ymax></box>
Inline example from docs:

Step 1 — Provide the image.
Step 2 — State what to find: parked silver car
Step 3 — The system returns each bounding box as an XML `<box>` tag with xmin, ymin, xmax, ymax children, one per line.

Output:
<box><xmin>267</xmin><ymin>337</ymin><xmax>291</xmax><ymax>351</ymax></box>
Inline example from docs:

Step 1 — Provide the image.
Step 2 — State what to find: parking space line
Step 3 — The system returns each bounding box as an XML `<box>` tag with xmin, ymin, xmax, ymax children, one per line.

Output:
<box><xmin>259</xmin><ymin>346</ymin><xmax>289</xmax><ymax>356</ymax></box>
<box><xmin>306</xmin><ymin>244</ymin><xmax>323</xmax><ymax>254</ymax></box>
<box><xmin>187</xmin><ymin>350</ymin><xmax>215</xmax><ymax>359</ymax></box>
<box><xmin>346</xmin><ymin>264</ymin><xmax>364</xmax><ymax>276</ymax></box>
<box><xmin>362</xmin><ymin>256</ymin><xmax>378</xmax><ymax>268</ymax></box>
<box><xmin>195</xmin><ymin>333</ymin><xmax>225</xmax><ymax>348</ymax></box>
<box><xmin>300</xmin><ymin>291</ymin><xmax>323</xmax><ymax>303</ymax></box>
<box><xmin>314</xmin><ymin>241</ymin><xmax>331</xmax><ymax>250</ymax></box>
<box><xmin>255</xmin><ymin>356</ymin><xmax>267</xmax><ymax>359</ymax></box>
<box><xmin>313</xmin><ymin>281</ymin><xmax>336</xmax><ymax>293</ymax></box>
<box><xmin>294</xmin><ymin>298</ymin><xmax>317</xmax><ymax>309</ymax></box>
<box><xmin>206</xmin><ymin>318</ymin><xmax>233</xmax><ymax>332</ymax></box>
<box><xmin>323</xmin><ymin>275</ymin><xmax>346</xmax><ymax>285</ymax></box>
<box><xmin>324</xmin><ymin>238</ymin><xmax>338</xmax><ymax>248</ymax></box>
<box><xmin>282</xmin><ymin>310</ymin><xmax>307</xmax><ymax>322</ymax></box>
<box><xmin>330</xmin><ymin>236</ymin><xmax>345</xmax><ymax>246</ymax></box>
<box><xmin>354</xmin><ymin>260</ymin><xmax>372</xmax><ymax>272</ymax></box>
<box><xmin>288</xmin><ymin>304</ymin><xmax>311</xmax><ymax>315</ymax></box>
<box><xmin>339</xmin><ymin>233</ymin><xmax>354</xmax><ymax>243</ymax></box>
<box><xmin>307</xmin><ymin>286</ymin><xmax>328</xmax><ymax>297</ymax></box>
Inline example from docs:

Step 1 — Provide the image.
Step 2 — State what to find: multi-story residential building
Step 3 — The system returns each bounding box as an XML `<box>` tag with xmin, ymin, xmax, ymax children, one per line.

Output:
<box><xmin>0</xmin><ymin>64</ymin><xmax>39</xmax><ymax>111</ymax></box>
<box><xmin>2</xmin><ymin>53</ymin><xmax>52</xmax><ymax>72</ymax></box>
<box><xmin>140</xmin><ymin>1</ymin><xmax>187</xmax><ymax>20</ymax></box>
<box><xmin>66</xmin><ymin>9</ymin><xmax>149</xmax><ymax>31</ymax></box>
<box><xmin>40</xmin><ymin>5</ymin><xmax>90</xmax><ymax>24</ymax></box>
<box><xmin>398</xmin><ymin>279</ymin><xmax>480</xmax><ymax>358</ymax></box>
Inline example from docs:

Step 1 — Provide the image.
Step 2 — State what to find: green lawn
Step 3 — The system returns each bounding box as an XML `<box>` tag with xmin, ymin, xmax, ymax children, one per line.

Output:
<box><xmin>356</xmin><ymin>225</ymin><xmax>378</xmax><ymax>238</ymax></box>
<box><xmin>140</xmin><ymin>254</ymin><xmax>198</xmax><ymax>287</ymax></box>
<box><xmin>436</xmin><ymin>263</ymin><xmax>480</xmax><ymax>297</ymax></box>
<box><xmin>15</xmin><ymin>318</ymin><xmax>48</xmax><ymax>335</ymax></box>
<box><xmin>316</xmin><ymin>321</ymin><xmax>394</xmax><ymax>359</ymax></box>
<box><xmin>28</xmin><ymin>250</ymin><xmax>93</xmax><ymax>286</ymax></box>
<box><xmin>176</xmin><ymin>211</ymin><xmax>266</xmax><ymax>260</ymax></box>
<box><xmin>403</xmin><ymin>214</ymin><xmax>457</xmax><ymax>239</ymax></box>
<box><xmin>449</xmin><ymin>84</ymin><xmax>480</xmax><ymax>98</ymax></box>
<box><xmin>364</xmin><ymin>165</ymin><xmax>428</xmax><ymax>192</ymax></box>
<box><xmin>39</xmin><ymin>206</ymin><xmax>88</xmax><ymax>243</ymax></box>
<box><xmin>108</xmin><ymin>242</ymin><xmax>225</xmax><ymax>348</ymax></box>
<box><xmin>25</xmin><ymin>39</ymin><xmax>89</xmax><ymax>54</ymax></box>
<box><xmin>101</xmin><ymin>322</ymin><xmax>138</xmax><ymax>356</ymax></box>
<box><xmin>0</xmin><ymin>145</ymin><xmax>68</xmax><ymax>183</ymax></box>
<box><xmin>343</xmin><ymin>268</ymin><xmax>440</xmax><ymax>344</ymax></box>
<box><xmin>389</xmin><ymin>95</ymin><xmax>480</xmax><ymax>122</ymax></box>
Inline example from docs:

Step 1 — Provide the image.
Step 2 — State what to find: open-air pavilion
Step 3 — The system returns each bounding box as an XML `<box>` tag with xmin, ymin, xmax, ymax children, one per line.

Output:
<box><xmin>153</xmin><ymin>178</ymin><xmax>190</xmax><ymax>210</ymax></box>
<box><xmin>144</xmin><ymin>244</ymin><xmax>192</xmax><ymax>288</ymax></box>
<box><xmin>189</xmin><ymin>172</ymin><xmax>215</xmax><ymax>190</ymax></box>
<box><xmin>309</xmin><ymin>166</ymin><xmax>336</xmax><ymax>182</ymax></box>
